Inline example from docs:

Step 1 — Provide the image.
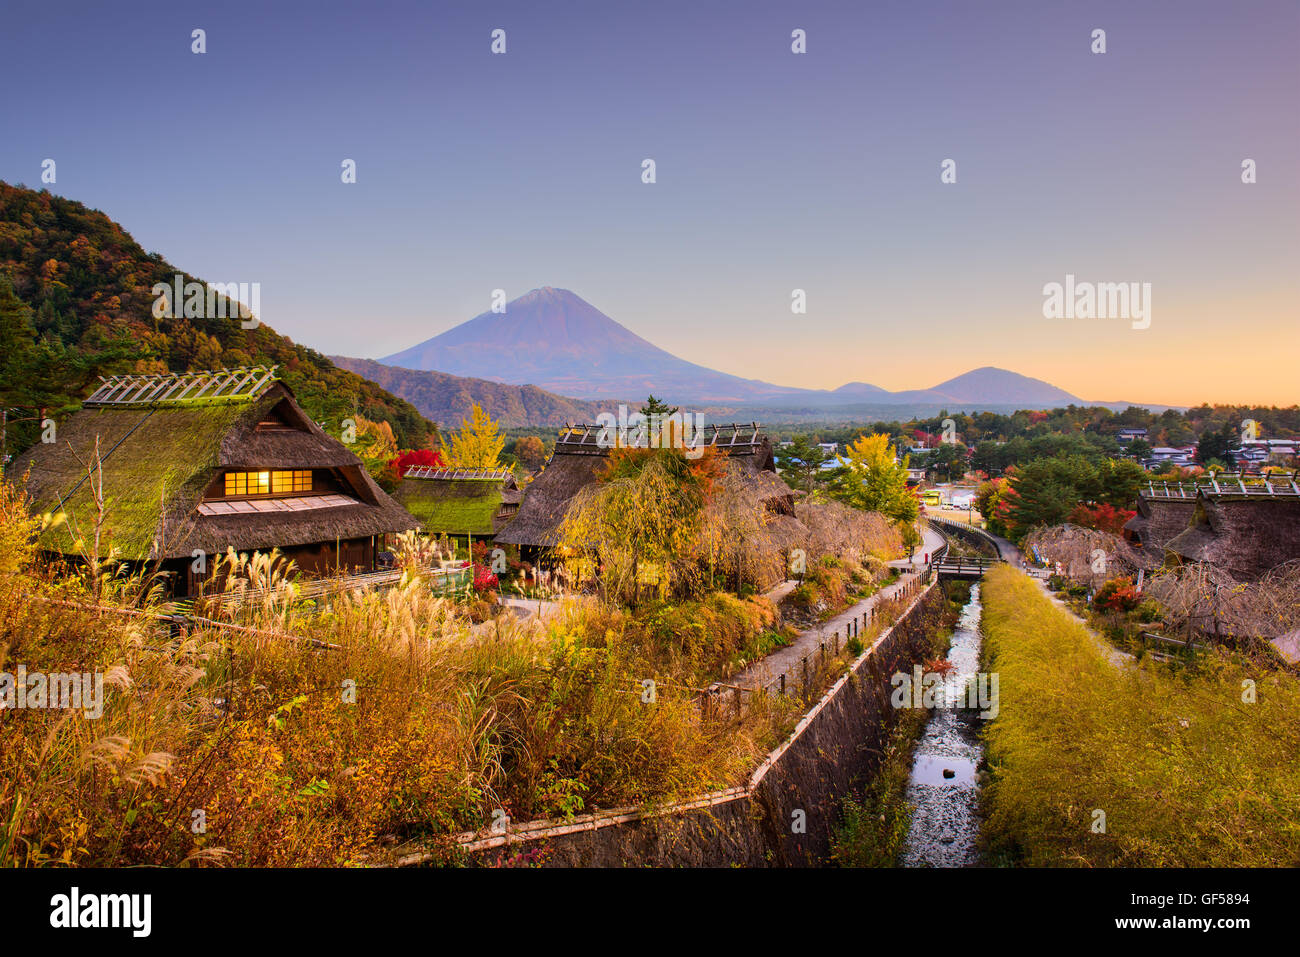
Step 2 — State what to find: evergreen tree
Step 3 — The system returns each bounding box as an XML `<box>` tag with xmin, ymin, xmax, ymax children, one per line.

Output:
<box><xmin>775</xmin><ymin>435</ymin><xmax>829</xmax><ymax>492</ymax></box>
<box><xmin>0</xmin><ymin>278</ymin><xmax>84</xmax><ymax>467</ymax></box>
<box><xmin>639</xmin><ymin>395</ymin><xmax>679</xmax><ymax>416</ymax></box>
<box><xmin>1197</xmin><ymin>423</ymin><xmax>1239</xmax><ymax>470</ymax></box>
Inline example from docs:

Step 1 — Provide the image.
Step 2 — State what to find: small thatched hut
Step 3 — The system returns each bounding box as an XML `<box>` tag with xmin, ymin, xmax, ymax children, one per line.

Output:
<box><xmin>8</xmin><ymin>367</ymin><xmax>418</xmax><ymax>594</ymax></box>
<box><xmin>392</xmin><ymin>466</ymin><xmax>520</xmax><ymax>542</ymax></box>
<box><xmin>1023</xmin><ymin>523</ymin><xmax>1157</xmax><ymax>587</ymax></box>
<box><xmin>494</xmin><ymin>422</ymin><xmax>795</xmax><ymax>562</ymax></box>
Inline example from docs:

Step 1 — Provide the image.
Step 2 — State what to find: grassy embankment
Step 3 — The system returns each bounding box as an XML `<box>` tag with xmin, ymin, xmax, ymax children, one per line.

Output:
<box><xmin>785</xmin><ymin>555</ymin><xmax>898</xmax><ymax>628</ymax></box>
<box><xmin>979</xmin><ymin>564</ymin><xmax>1300</xmax><ymax>867</ymax></box>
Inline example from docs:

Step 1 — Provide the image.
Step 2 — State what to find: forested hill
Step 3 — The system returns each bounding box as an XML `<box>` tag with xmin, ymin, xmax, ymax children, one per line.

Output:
<box><xmin>331</xmin><ymin>357</ymin><xmax>620</xmax><ymax>428</ymax></box>
<box><xmin>0</xmin><ymin>182</ymin><xmax>434</xmax><ymax>452</ymax></box>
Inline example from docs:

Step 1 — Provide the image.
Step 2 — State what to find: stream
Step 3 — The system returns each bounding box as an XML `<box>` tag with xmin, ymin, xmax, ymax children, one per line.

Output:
<box><xmin>900</xmin><ymin>583</ymin><xmax>987</xmax><ymax>867</ymax></box>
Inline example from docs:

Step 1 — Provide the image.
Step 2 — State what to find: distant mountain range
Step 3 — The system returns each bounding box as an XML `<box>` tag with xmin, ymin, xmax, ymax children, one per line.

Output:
<box><xmin>860</xmin><ymin>366</ymin><xmax>1082</xmax><ymax>407</ymax></box>
<box><xmin>331</xmin><ymin>357</ymin><xmax>617</xmax><ymax>429</ymax></box>
<box><xmin>368</xmin><ymin>287</ymin><xmax>1093</xmax><ymax>420</ymax></box>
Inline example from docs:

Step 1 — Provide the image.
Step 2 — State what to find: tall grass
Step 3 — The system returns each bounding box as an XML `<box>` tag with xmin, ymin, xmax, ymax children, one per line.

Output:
<box><xmin>0</xmin><ymin>485</ymin><xmax>792</xmax><ymax>867</ymax></box>
<box><xmin>980</xmin><ymin>564</ymin><xmax>1300</xmax><ymax>867</ymax></box>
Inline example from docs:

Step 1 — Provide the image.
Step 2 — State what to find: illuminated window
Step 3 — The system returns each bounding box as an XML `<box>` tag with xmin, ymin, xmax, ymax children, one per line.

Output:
<box><xmin>271</xmin><ymin>470</ymin><xmax>312</xmax><ymax>493</ymax></box>
<box><xmin>223</xmin><ymin>470</ymin><xmax>309</xmax><ymax>497</ymax></box>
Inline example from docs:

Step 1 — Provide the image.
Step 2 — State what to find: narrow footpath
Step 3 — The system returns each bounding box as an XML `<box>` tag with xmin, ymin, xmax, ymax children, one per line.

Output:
<box><xmin>730</xmin><ymin>579</ymin><xmax>932</xmax><ymax>700</ymax></box>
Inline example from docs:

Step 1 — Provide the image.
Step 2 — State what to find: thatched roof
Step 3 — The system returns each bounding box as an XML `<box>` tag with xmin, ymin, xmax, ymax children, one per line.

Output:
<box><xmin>8</xmin><ymin>371</ymin><xmax>418</xmax><ymax>561</ymax></box>
<box><xmin>1165</xmin><ymin>491</ymin><xmax>1300</xmax><ymax>582</ymax></box>
<box><xmin>757</xmin><ymin>501</ymin><xmax>901</xmax><ymax>562</ymax></box>
<box><xmin>1124</xmin><ymin>494</ymin><xmax>1198</xmax><ymax>552</ymax></box>
<box><xmin>493</xmin><ymin>451</ymin><xmax>604</xmax><ymax>547</ymax></box>
<box><xmin>494</xmin><ymin>427</ymin><xmax>792</xmax><ymax>548</ymax></box>
<box><xmin>394</xmin><ymin>468</ymin><xmax>517</xmax><ymax>537</ymax></box>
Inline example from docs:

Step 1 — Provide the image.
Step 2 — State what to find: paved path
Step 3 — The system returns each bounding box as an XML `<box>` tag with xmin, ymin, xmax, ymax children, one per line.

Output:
<box><xmin>727</xmin><ymin>565</ymin><xmax>928</xmax><ymax>694</ymax></box>
<box><xmin>889</xmin><ymin>525</ymin><xmax>947</xmax><ymax>571</ymax></box>
<box><xmin>1271</xmin><ymin>632</ymin><xmax>1300</xmax><ymax>665</ymax></box>
<box><xmin>761</xmin><ymin>579</ymin><xmax>800</xmax><ymax>605</ymax></box>
<box><xmin>499</xmin><ymin>594</ymin><xmax>566</xmax><ymax>621</ymax></box>
<box><xmin>473</xmin><ymin>594</ymin><xmax>569</xmax><ymax>637</ymax></box>
<box><xmin>727</xmin><ymin>522</ymin><xmax>948</xmax><ymax>695</ymax></box>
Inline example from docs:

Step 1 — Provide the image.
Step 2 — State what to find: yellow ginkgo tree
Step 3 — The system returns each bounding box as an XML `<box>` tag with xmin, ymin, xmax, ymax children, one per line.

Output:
<box><xmin>440</xmin><ymin>403</ymin><xmax>504</xmax><ymax>469</ymax></box>
<box><xmin>826</xmin><ymin>433</ymin><xmax>919</xmax><ymax>525</ymax></box>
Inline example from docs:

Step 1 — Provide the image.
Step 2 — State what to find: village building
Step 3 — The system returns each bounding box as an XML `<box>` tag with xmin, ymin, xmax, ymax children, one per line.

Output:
<box><xmin>8</xmin><ymin>367</ymin><xmax>419</xmax><ymax>595</ymax></box>
<box><xmin>392</xmin><ymin>466</ymin><xmax>521</xmax><ymax>545</ymax></box>
<box><xmin>1231</xmin><ymin>439</ymin><xmax>1300</xmax><ymax>470</ymax></box>
<box><xmin>494</xmin><ymin>422</ymin><xmax>794</xmax><ymax>565</ymax></box>
<box><xmin>1116</xmin><ymin>427</ymin><xmax>1148</xmax><ymax>444</ymax></box>
<box><xmin>1143</xmin><ymin>445</ymin><xmax>1197</xmax><ymax>468</ymax></box>
<box><xmin>1164</xmin><ymin>479</ymin><xmax>1300</xmax><ymax>582</ymax></box>
<box><xmin>1126</xmin><ymin>474</ymin><xmax>1300</xmax><ymax>582</ymax></box>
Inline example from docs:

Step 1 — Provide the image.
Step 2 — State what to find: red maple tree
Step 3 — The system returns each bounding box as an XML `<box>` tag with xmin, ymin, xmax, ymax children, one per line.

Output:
<box><xmin>1068</xmin><ymin>503</ymin><xmax>1136</xmax><ymax>536</ymax></box>
<box><xmin>391</xmin><ymin>447</ymin><xmax>445</xmax><ymax>477</ymax></box>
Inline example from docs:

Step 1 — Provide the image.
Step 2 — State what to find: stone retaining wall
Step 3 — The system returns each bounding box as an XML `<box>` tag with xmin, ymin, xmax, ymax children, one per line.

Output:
<box><xmin>436</xmin><ymin>583</ymin><xmax>946</xmax><ymax>867</ymax></box>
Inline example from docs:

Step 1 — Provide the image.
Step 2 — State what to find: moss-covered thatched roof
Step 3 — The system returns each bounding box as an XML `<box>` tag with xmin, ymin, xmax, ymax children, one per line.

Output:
<box><xmin>8</xmin><ymin>378</ymin><xmax>418</xmax><ymax>560</ymax></box>
<box><xmin>394</xmin><ymin>473</ymin><xmax>510</xmax><ymax>537</ymax></box>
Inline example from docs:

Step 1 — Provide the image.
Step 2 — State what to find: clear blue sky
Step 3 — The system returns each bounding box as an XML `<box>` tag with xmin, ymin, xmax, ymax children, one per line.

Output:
<box><xmin>3</xmin><ymin>0</ymin><xmax>1296</xmax><ymax>404</ymax></box>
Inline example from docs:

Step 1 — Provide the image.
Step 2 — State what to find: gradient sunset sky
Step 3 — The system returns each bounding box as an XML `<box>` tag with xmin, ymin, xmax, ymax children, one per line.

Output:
<box><xmin>3</xmin><ymin>0</ymin><xmax>1296</xmax><ymax>406</ymax></box>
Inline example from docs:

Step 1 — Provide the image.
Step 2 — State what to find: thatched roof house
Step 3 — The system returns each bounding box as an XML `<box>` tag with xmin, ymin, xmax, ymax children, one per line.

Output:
<box><xmin>8</xmin><ymin>367</ymin><xmax>418</xmax><ymax>594</ymax></box>
<box><xmin>1124</xmin><ymin>476</ymin><xmax>1300</xmax><ymax>583</ymax></box>
<box><xmin>1165</xmin><ymin>484</ymin><xmax>1300</xmax><ymax>582</ymax></box>
<box><xmin>393</xmin><ymin>466</ymin><xmax>520</xmax><ymax>539</ymax></box>
<box><xmin>495</xmin><ymin>422</ymin><xmax>794</xmax><ymax>553</ymax></box>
